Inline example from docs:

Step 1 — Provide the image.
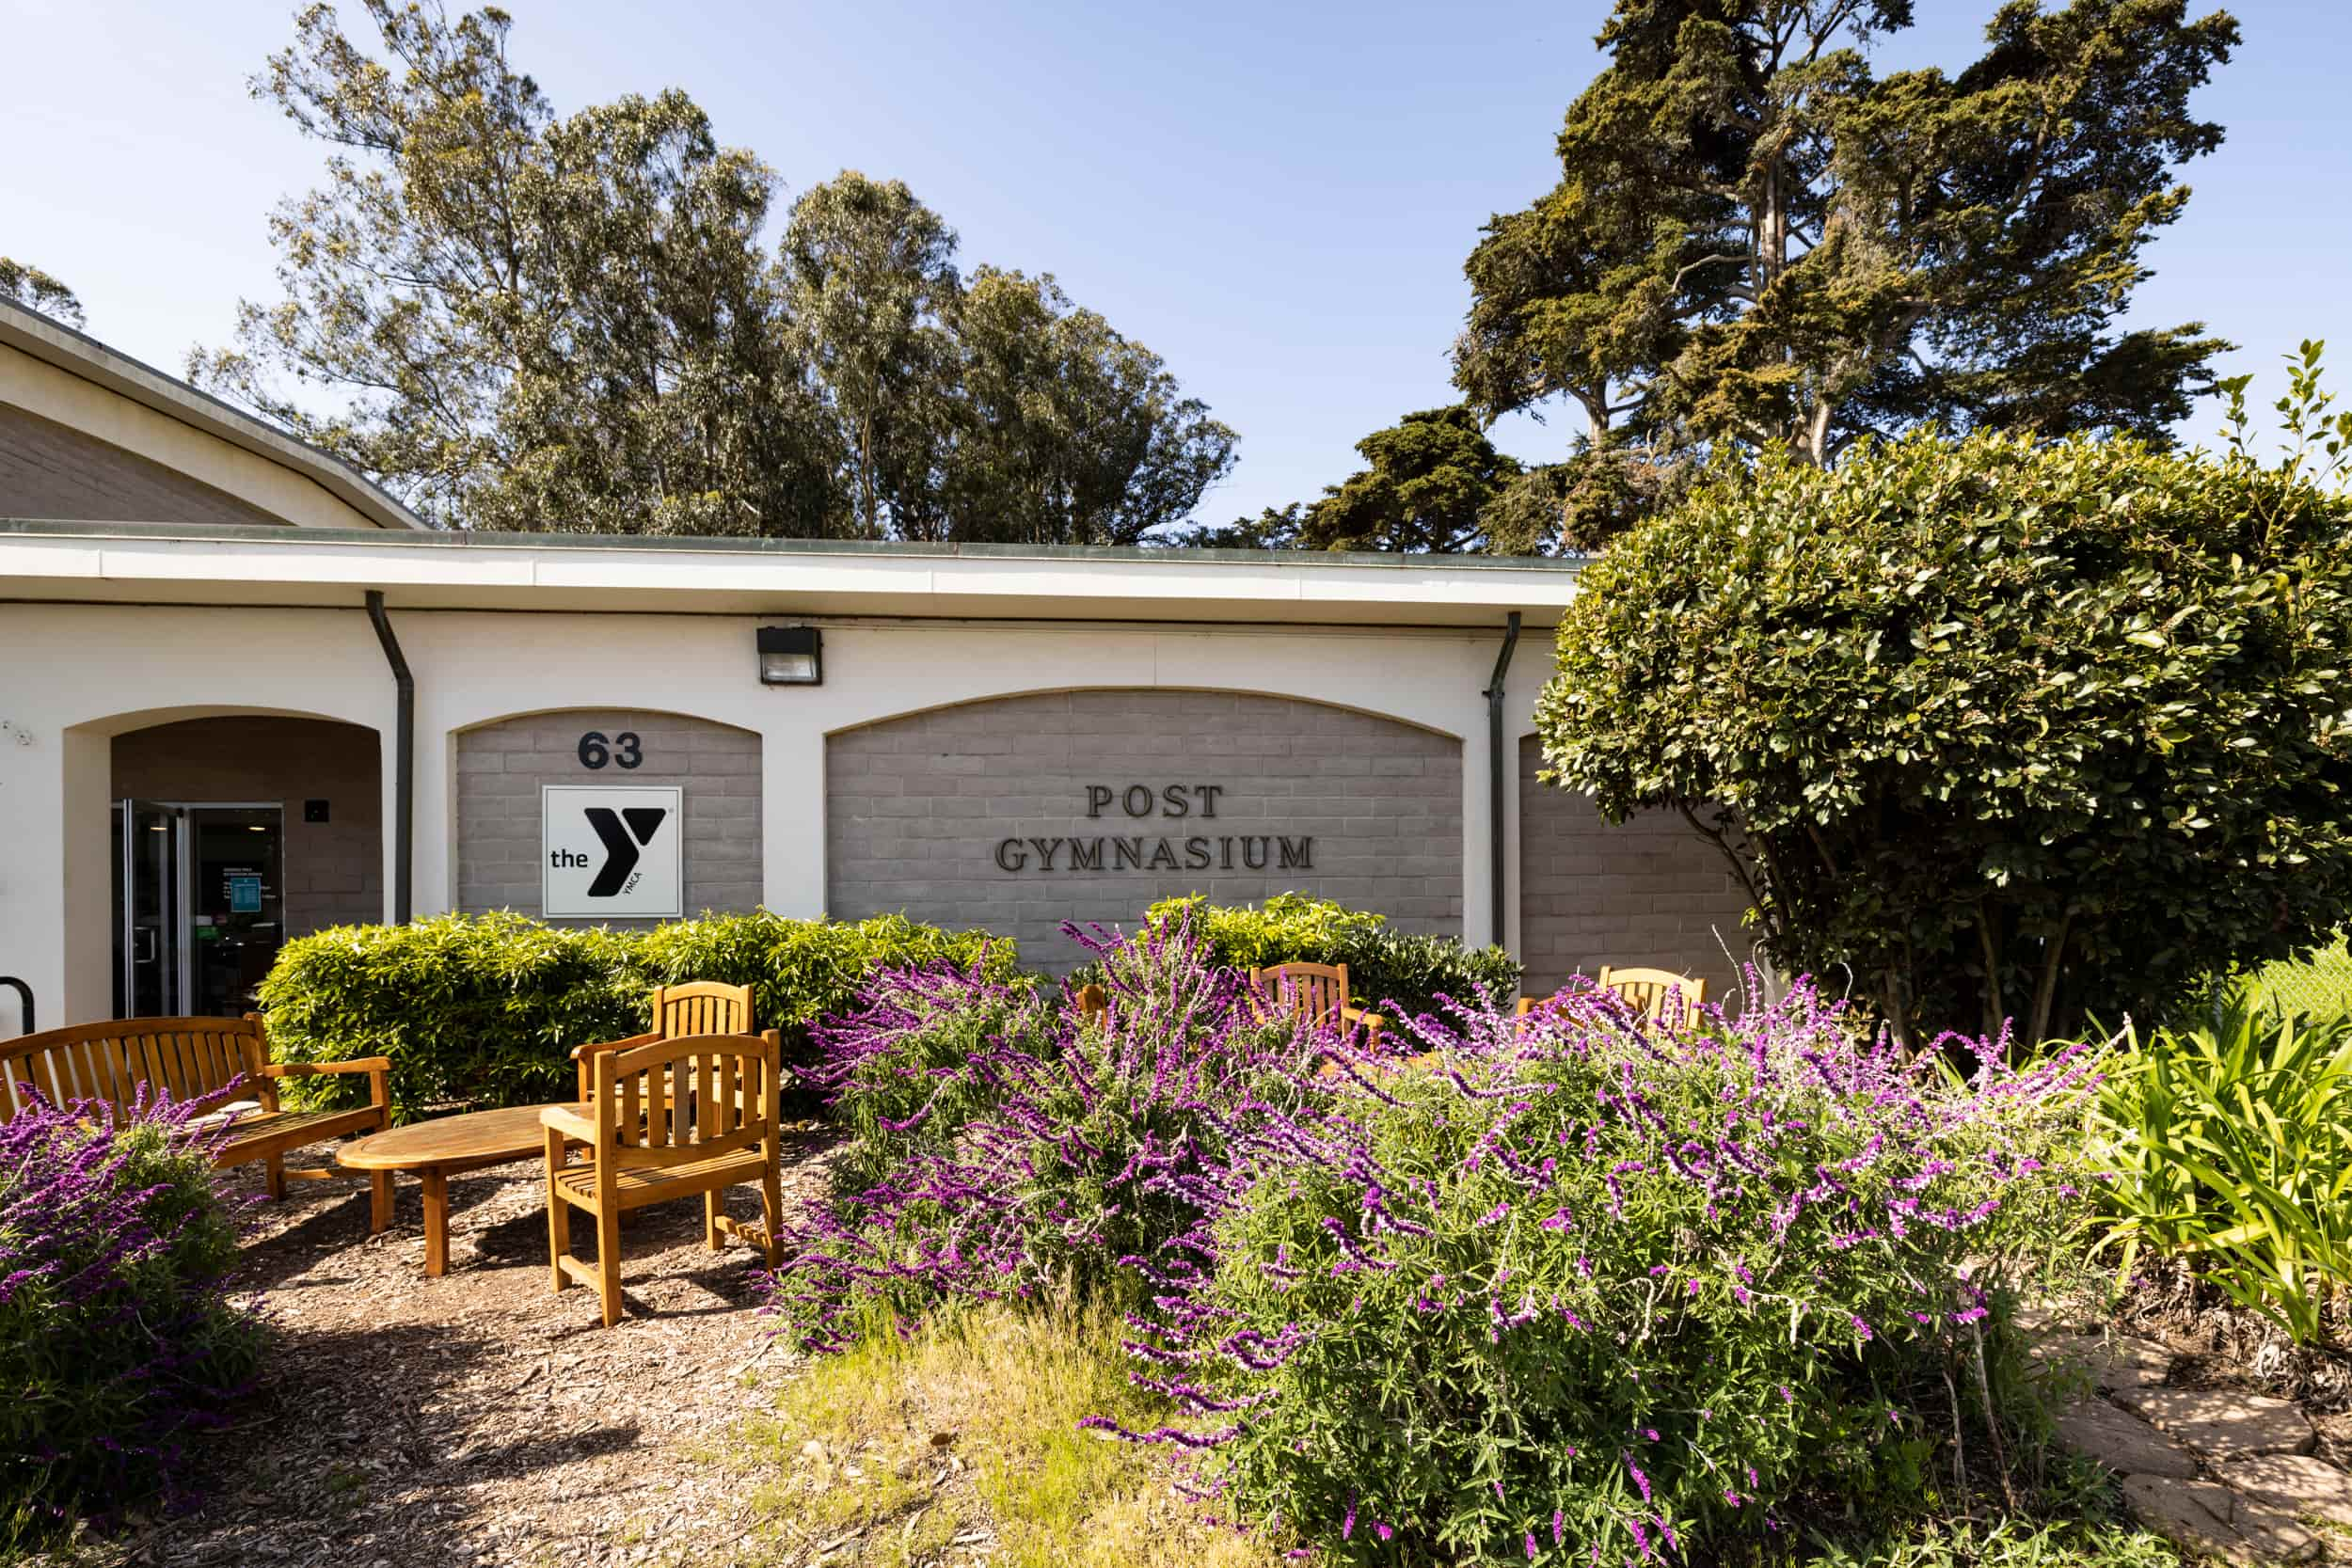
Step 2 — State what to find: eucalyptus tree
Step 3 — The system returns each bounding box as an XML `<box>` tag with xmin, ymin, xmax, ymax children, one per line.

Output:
<box><xmin>0</xmin><ymin>259</ymin><xmax>84</xmax><ymax>328</ymax></box>
<box><xmin>778</xmin><ymin>171</ymin><xmax>959</xmax><ymax>540</ymax></box>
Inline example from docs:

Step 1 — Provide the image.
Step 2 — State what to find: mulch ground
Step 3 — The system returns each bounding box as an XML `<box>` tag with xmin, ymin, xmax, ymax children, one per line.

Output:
<box><xmin>52</xmin><ymin>1130</ymin><xmax>844</xmax><ymax>1568</ymax></box>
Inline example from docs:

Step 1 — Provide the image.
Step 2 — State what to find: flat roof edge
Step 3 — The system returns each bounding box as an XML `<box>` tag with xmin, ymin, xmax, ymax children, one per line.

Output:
<box><xmin>0</xmin><ymin>515</ymin><xmax>1592</xmax><ymax>573</ymax></box>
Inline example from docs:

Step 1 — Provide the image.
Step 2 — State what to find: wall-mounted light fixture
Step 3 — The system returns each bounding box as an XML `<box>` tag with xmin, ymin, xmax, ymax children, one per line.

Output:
<box><xmin>756</xmin><ymin>626</ymin><xmax>823</xmax><ymax>686</ymax></box>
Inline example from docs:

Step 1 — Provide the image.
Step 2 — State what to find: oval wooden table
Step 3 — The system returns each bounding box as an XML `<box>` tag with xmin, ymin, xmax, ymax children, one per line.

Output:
<box><xmin>337</xmin><ymin>1102</ymin><xmax>575</xmax><ymax>1277</ymax></box>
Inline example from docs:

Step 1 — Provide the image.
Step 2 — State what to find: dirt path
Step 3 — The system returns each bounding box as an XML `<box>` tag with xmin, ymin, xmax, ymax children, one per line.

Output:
<box><xmin>61</xmin><ymin>1131</ymin><xmax>841</xmax><ymax>1568</ymax></box>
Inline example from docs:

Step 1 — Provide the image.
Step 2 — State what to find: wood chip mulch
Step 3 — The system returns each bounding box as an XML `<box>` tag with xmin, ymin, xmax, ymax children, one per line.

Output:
<box><xmin>49</xmin><ymin>1128</ymin><xmax>844</xmax><ymax>1568</ymax></box>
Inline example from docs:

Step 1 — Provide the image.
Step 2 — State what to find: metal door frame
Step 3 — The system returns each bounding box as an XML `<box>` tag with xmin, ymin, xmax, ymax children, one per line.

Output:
<box><xmin>117</xmin><ymin>800</ymin><xmax>284</xmax><ymax>1017</ymax></box>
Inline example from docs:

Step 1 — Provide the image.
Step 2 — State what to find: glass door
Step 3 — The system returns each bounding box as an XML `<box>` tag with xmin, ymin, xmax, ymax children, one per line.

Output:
<box><xmin>188</xmin><ymin>806</ymin><xmax>285</xmax><ymax>1018</ymax></box>
<box><xmin>113</xmin><ymin>802</ymin><xmax>285</xmax><ymax>1017</ymax></box>
<box><xmin>115</xmin><ymin>800</ymin><xmax>189</xmax><ymax>1017</ymax></box>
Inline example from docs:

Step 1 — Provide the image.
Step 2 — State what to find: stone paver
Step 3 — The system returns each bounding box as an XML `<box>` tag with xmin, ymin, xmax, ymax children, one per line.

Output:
<box><xmin>2031</xmin><ymin>1318</ymin><xmax>2348</xmax><ymax>1563</ymax></box>
<box><xmin>2216</xmin><ymin>1451</ymin><xmax>2352</xmax><ymax>1529</ymax></box>
<box><xmin>2056</xmin><ymin>1397</ymin><xmax>2203</xmax><ymax>1479</ymax></box>
<box><xmin>2116</xmin><ymin>1386</ymin><xmax>2319</xmax><ymax>1463</ymax></box>
<box><xmin>2032</xmin><ymin>1332</ymin><xmax>2175</xmax><ymax>1392</ymax></box>
<box><xmin>2119</xmin><ymin>1475</ymin><xmax>2325</xmax><ymax>1565</ymax></box>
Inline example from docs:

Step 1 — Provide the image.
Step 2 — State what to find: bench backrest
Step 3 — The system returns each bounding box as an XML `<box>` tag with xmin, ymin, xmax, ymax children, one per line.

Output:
<box><xmin>0</xmin><ymin>1015</ymin><xmax>268</xmax><ymax>1122</ymax></box>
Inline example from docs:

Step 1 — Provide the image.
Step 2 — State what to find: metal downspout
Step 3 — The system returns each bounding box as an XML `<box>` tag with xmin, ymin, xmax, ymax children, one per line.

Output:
<box><xmin>1483</xmin><ymin>612</ymin><xmax>1522</xmax><ymax>950</ymax></box>
<box><xmin>365</xmin><ymin>591</ymin><xmax>414</xmax><ymax>925</ymax></box>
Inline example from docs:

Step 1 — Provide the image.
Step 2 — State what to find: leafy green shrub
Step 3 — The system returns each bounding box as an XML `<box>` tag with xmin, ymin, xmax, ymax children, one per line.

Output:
<box><xmin>1093</xmin><ymin>983</ymin><xmax>2103</xmax><ymax>1563</ymax></box>
<box><xmin>2092</xmin><ymin>993</ymin><xmax>2352</xmax><ymax>1343</ymax></box>
<box><xmin>2</xmin><ymin>1091</ymin><xmax>265</xmax><ymax>1544</ymax></box>
<box><xmin>259</xmin><ymin>910</ymin><xmax>1014</xmax><ymax>1117</ymax></box>
<box><xmin>1536</xmin><ymin>359</ymin><xmax>2352</xmax><ymax>1047</ymax></box>
<box><xmin>1138</xmin><ymin>893</ymin><xmax>1521</xmax><ymax>1022</ymax></box>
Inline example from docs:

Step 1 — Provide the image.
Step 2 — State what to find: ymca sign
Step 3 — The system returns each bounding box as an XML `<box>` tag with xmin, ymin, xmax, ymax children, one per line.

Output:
<box><xmin>542</xmin><ymin>785</ymin><xmax>682</xmax><ymax>917</ymax></box>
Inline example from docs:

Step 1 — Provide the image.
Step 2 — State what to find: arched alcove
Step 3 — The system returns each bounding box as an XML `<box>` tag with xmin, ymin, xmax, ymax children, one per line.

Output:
<box><xmin>826</xmin><ymin>688</ymin><xmax>1464</xmax><ymax>969</ymax></box>
<box><xmin>102</xmin><ymin>709</ymin><xmax>385</xmax><ymax>1016</ymax></box>
<box><xmin>453</xmin><ymin>706</ymin><xmax>762</xmax><ymax>926</ymax></box>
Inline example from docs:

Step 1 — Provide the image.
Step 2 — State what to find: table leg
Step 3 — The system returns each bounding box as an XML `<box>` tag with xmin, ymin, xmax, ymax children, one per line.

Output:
<box><xmin>422</xmin><ymin>1167</ymin><xmax>450</xmax><ymax>1278</ymax></box>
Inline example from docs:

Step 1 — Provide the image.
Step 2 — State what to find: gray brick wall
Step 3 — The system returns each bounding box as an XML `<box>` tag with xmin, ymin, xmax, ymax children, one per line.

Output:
<box><xmin>111</xmin><ymin>716</ymin><xmax>383</xmax><ymax>935</ymax></box>
<box><xmin>1518</xmin><ymin>734</ymin><xmax>1758</xmax><ymax>1005</ymax></box>
<box><xmin>457</xmin><ymin>711</ymin><xmax>762</xmax><ymax>927</ymax></box>
<box><xmin>0</xmin><ymin>403</ymin><xmax>287</xmax><ymax>528</ymax></box>
<box><xmin>826</xmin><ymin>689</ymin><xmax>1464</xmax><ymax>971</ymax></box>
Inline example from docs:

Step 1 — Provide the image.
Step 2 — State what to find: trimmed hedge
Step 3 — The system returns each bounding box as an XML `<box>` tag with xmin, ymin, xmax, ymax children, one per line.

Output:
<box><xmin>1137</xmin><ymin>893</ymin><xmax>1521</xmax><ymax>1021</ymax></box>
<box><xmin>257</xmin><ymin>911</ymin><xmax>1016</xmax><ymax>1118</ymax></box>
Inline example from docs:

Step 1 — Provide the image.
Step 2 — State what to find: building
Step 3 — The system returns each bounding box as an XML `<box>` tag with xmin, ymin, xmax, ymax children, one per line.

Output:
<box><xmin>0</xmin><ymin>298</ymin><xmax>1754</xmax><ymax>1037</ymax></box>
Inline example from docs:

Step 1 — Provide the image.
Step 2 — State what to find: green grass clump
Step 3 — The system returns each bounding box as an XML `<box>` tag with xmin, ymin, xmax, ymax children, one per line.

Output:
<box><xmin>739</xmin><ymin>1306</ymin><xmax>1289</xmax><ymax>1568</ymax></box>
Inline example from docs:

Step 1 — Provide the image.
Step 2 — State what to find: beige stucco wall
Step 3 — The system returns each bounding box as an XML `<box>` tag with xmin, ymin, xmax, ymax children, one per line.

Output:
<box><xmin>0</xmin><ymin>604</ymin><xmax>1528</xmax><ymax>1033</ymax></box>
<box><xmin>0</xmin><ymin>342</ymin><xmax>387</xmax><ymax>530</ymax></box>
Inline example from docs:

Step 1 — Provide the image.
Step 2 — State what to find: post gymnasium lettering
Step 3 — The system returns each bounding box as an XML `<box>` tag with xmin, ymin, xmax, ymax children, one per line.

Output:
<box><xmin>993</xmin><ymin>783</ymin><xmax>1311</xmax><ymax>875</ymax></box>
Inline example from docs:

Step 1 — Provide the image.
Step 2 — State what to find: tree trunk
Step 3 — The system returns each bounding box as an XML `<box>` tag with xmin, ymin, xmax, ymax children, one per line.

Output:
<box><xmin>2027</xmin><ymin>911</ymin><xmax>2074</xmax><ymax>1048</ymax></box>
<box><xmin>1976</xmin><ymin>902</ymin><xmax>2004</xmax><ymax>1044</ymax></box>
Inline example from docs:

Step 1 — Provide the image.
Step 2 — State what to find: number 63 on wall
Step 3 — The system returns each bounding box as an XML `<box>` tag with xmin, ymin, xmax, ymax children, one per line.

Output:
<box><xmin>577</xmin><ymin>730</ymin><xmax>642</xmax><ymax>770</ymax></box>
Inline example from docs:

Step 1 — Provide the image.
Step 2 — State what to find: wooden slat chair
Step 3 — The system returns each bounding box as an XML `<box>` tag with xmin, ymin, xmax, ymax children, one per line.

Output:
<box><xmin>570</xmin><ymin>980</ymin><xmax>755</xmax><ymax>1100</ymax></box>
<box><xmin>1249</xmin><ymin>961</ymin><xmax>1388</xmax><ymax>1050</ymax></box>
<box><xmin>1517</xmin><ymin>967</ymin><xmax>1708</xmax><ymax>1025</ymax></box>
<box><xmin>540</xmin><ymin>1029</ymin><xmax>784</xmax><ymax>1327</ymax></box>
<box><xmin>0</xmin><ymin>1014</ymin><xmax>393</xmax><ymax>1228</ymax></box>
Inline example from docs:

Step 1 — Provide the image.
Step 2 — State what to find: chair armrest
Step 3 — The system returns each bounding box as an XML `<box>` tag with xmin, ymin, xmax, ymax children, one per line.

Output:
<box><xmin>567</xmin><ymin>1032</ymin><xmax>661</xmax><ymax>1064</ymax></box>
<box><xmin>570</xmin><ymin>1032</ymin><xmax>660</xmax><ymax>1100</ymax></box>
<box><xmin>260</xmin><ymin>1057</ymin><xmax>393</xmax><ymax>1077</ymax></box>
<box><xmin>540</xmin><ymin>1103</ymin><xmax>598</xmax><ymax>1143</ymax></box>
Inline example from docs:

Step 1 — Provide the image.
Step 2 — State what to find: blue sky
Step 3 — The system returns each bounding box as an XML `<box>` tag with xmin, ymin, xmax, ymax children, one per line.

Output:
<box><xmin>8</xmin><ymin>0</ymin><xmax>2347</xmax><ymax>527</ymax></box>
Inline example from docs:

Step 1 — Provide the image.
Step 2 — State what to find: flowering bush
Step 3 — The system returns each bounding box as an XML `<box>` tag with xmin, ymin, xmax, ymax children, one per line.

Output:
<box><xmin>772</xmin><ymin>922</ymin><xmax>1336</xmax><ymax>1351</ymax></box>
<box><xmin>806</xmin><ymin>956</ymin><xmax>1047</xmax><ymax>1188</ymax></box>
<box><xmin>1090</xmin><ymin>980</ymin><xmax>2106</xmax><ymax>1563</ymax></box>
<box><xmin>0</xmin><ymin>1089</ymin><xmax>264</xmax><ymax>1544</ymax></box>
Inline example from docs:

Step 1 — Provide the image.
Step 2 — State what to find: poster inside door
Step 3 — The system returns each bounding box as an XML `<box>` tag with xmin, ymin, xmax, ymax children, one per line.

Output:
<box><xmin>542</xmin><ymin>785</ymin><xmax>682</xmax><ymax>918</ymax></box>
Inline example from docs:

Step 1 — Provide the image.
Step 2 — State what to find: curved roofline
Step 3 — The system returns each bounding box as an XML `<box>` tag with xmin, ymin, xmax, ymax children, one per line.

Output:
<box><xmin>0</xmin><ymin>297</ymin><xmax>429</xmax><ymax>532</ymax></box>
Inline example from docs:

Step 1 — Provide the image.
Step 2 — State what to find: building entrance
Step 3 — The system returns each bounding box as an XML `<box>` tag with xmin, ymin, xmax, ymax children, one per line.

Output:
<box><xmin>113</xmin><ymin>801</ymin><xmax>286</xmax><ymax>1018</ymax></box>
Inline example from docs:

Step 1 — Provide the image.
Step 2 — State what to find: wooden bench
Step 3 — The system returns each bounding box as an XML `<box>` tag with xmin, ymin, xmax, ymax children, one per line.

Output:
<box><xmin>0</xmin><ymin>1013</ymin><xmax>393</xmax><ymax>1229</ymax></box>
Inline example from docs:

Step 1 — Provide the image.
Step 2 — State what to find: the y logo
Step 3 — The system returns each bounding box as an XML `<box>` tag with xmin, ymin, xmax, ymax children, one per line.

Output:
<box><xmin>544</xmin><ymin>785</ymin><xmax>682</xmax><ymax>918</ymax></box>
<box><xmin>582</xmin><ymin>806</ymin><xmax>668</xmax><ymax>897</ymax></box>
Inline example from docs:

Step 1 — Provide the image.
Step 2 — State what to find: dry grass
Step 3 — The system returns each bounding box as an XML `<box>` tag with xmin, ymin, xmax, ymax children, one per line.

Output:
<box><xmin>731</xmin><ymin>1305</ymin><xmax>1291</xmax><ymax>1568</ymax></box>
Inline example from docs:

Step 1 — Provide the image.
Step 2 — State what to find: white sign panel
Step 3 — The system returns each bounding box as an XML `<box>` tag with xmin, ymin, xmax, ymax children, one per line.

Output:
<box><xmin>542</xmin><ymin>785</ymin><xmax>682</xmax><ymax>918</ymax></box>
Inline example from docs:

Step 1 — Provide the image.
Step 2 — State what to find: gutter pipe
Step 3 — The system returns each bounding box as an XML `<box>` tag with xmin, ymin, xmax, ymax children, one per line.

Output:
<box><xmin>365</xmin><ymin>590</ymin><xmax>414</xmax><ymax>924</ymax></box>
<box><xmin>1482</xmin><ymin>612</ymin><xmax>1522</xmax><ymax>950</ymax></box>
